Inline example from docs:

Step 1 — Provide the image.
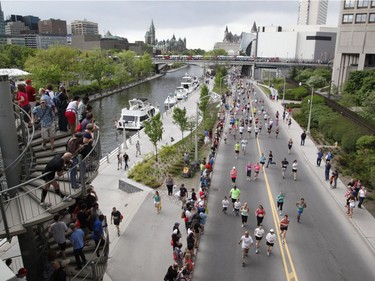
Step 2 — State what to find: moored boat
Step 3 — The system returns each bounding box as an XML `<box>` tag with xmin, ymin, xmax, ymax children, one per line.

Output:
<box><xmin>116</xmin><ymin>98</ymin><xmax>159</xmax><ymax>130</ymax></box>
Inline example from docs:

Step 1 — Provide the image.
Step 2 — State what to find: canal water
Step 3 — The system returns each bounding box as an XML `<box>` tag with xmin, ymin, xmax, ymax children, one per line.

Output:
<box><xmin>91</xmin><ymin>65</ymin><xmax>203</xmax><ymax>155</ymax></box>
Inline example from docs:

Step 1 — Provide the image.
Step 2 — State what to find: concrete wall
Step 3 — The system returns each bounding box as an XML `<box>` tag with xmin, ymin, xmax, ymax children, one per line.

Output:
<box><xmin>257</xmin><ymin>32</ymin><xmax>298</xmax><ymax>59</ymax></box>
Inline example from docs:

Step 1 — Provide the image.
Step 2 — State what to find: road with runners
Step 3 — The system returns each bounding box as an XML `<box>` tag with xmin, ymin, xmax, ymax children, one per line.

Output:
<box><xmin>193</xmin><ymin>79</ymin><xmax>375</xmax><ymax>280</ymax></box>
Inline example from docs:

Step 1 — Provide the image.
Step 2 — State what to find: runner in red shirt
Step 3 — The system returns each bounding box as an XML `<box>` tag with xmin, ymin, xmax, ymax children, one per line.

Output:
<box><xmin>280</xmin><ymin>215</ymin><xmax>290</xmax><ymax>244</ymax></box>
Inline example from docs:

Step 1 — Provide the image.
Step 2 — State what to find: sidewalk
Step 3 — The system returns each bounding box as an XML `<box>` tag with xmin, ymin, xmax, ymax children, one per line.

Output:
<box><xmin>92</xmin><ymin>81</ymin><xmax>212</xmax><ymax>281</ymax></box>
<box><xmin>254</xmin><ymin>82</ymin><xmax>375</xmax><ymax>253</ymax></box>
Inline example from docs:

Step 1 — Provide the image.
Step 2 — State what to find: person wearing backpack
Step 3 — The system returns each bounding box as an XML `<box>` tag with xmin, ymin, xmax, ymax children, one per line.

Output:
<box><xmin>173</xmin><ymin>243</ymin><xmax>184</xmax><ymax>269</ymax></box>
<box><xmin>55</xmin><ymin>86</ymin><xmax>69</xmax><ymax>132</ymax></box>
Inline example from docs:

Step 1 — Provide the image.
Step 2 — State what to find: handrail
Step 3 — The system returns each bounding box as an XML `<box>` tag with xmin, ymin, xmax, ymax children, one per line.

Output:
<box><xmin>0</xmin><ymin>103</ymin><xmax>35</xmax><ymax>175</ymax></box>
<box><xmin>0</xmin><ymin>130</ymin><xmax>101</xmax><ymax>238</ymax></box>
<box><xmin>1</xmin><ymin>130</ymin><xmax>100</xmax><ymax>193</ymax></box>
<box><xmin>70</xmin><ymin>218</ymin><xmax>110</xmax><ymax>281</ymax></box>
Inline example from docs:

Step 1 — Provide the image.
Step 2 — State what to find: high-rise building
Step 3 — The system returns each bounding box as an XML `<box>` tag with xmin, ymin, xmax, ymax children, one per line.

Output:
<box><xmin>71</xmin><ymin>19</ymin><xmax>99</xmax><ymax>35</ymax></box>
<box><xmin>5</xmin><ymin>21</ymin><xmax>29</xmax><ymax>35</ymax></box>
<box><xmin>298</xmin><ymin>0</ymin><xmax>328</xmax><ymax>25</ymax></box>
<box><xmin>145</xmin><ymin>19</ymin><xmax>155</xmax><ymax>45</ymax></box>
<box><xmin>38</xmin><ymin>19</ymin><xmax>67</xmax><ymax>35</ymax></box>
<box><xmin>0</xmin><ymin>2</ymin><xmax>6</xmax><ymax>44</ymax></box>
<box><xmin>332</xmin><ymin>0</ymin><xmax>375</xmax><ymax>93</ymax></box>
<box><xmin>23</xmin><ymin>15</ymin><xmax>40</xmax><ymax>32</ymax></box>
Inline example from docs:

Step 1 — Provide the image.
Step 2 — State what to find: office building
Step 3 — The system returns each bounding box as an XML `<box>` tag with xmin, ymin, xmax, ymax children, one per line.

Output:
<box><xmin>38</xmin><ymin>19</ymin><xmax>67</xmax><ymax>35</ymax></box>
<box><xmin>5</xmin><ymin>21</ymin><xmax>29</xmax><ymax>35</ymax></box>
<box><xmin>0</xmin><ymin>2</ymin><xmax>6</xmax><ymax>44</ymax></box>
<box><xmin>23</xmin><ymin>15</ymin><xmax>40</xmax><ymax>32</ymax></box>
<box><xmin>71</xmin><ymin>19</ymin><xmax>99</xmax><ymax>35</ymax></box>
<box><xmin>332</xmin><ymin>0</ymin><xmax>375</xmax><ymax>92</ymax></box>
<box><xmin>298</xmin><ymin>0</ymin><xmax>328</xmax><ymax>25</ymax></box>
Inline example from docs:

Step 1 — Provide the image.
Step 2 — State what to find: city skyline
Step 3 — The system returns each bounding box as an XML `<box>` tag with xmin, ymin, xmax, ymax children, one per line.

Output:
<box><xmin>2</xmin><ymin>1</ymin><xmax>340</xmax><ymax>50</ymax></box>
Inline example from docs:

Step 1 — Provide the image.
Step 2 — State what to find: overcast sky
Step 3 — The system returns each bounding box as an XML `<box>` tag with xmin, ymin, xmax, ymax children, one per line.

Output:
<box><xmin>2</xmin><ymin>1</ymin><xmax>341</xmax><ymax>50</ymax></box>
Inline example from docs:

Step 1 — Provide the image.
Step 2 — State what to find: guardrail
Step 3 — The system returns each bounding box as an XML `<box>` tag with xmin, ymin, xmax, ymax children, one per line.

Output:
<box><xmin>70</xmin><ymin>218</ymin><xmax>110</xmax><ymax>281</ymax></box>
<box><xmin>322</xmin><ymin>95</ymin><xmax>375</xmax><ymax>135</ymax></box>
<box><xmin>0</xmin><ymin>129</ymin><xmax>101</xmax><ymax>240</ymax></box>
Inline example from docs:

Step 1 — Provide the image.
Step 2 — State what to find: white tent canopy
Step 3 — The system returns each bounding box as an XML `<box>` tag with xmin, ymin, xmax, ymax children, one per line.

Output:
<box><xmin>0</xmin><ymin>68</ymin><xmax>30</xmax><ymax>78</ymax></box>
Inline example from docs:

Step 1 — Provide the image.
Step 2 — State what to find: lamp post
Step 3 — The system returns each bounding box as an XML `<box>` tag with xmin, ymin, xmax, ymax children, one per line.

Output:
<box><xmin>122</xmin><ymin>121</ymin><xmax>128</xmax><ymax>149</ymax></box>
<box><xmin>306</xmin><ymin>86</ymin><xmax>314</xmax><ymax>135</ymax></box>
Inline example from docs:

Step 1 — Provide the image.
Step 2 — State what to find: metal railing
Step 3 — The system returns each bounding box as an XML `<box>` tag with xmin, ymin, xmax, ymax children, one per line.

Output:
<box><xmin>0</xmin><ymin>130</ymin><xmax>101</xmax><ymax>240</ymax></box>
<box><xmin>69</xmin><ymin>219</ymin><xmax>110</xmax><ymax>281</ymax></box>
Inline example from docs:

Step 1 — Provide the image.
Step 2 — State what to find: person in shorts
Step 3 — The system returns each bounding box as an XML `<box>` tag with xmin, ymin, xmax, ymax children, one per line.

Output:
<box><xmin>222</xmin><ymin>196</ymin><xmax>229</xmax><ymax>214</ymax></box>
<box><xmin>266</xmin><ymin>229</ymin><xmax>276</xmax><ymax>256</ymax></box>
<box><xmin>280</xmin><ymin>215</ymin><xmax>290</xmax><ymax>244</ymax></box>
<box><xmin>254</xmin><ymin>224</ymin><xmax>265</xmax><ymax>254</ymax></box>
<box><xmin>111</xmin><ymin>207</ymin><xmax>123</xmax><ymax>236</ymax></box>
<box><xmin>65</xmin><ymin>96</ymin><xmax>80</xmax><ymax>135</ymax></box>
<box><xmin>238</xmin><ymin>231</ymin><xmax>253</xmax><ymax>265</ymax></box>
<box><xmin>32</xmin><ymin>97</ymin><xmax>55</xmax><ymax>150</ymax></box>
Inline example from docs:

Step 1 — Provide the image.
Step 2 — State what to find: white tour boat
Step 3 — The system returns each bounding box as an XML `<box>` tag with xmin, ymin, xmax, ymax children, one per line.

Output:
<box><xmin>181</xmin><ymin>73</ymin><xmax>199</xmax><ymax>94</ymax></box>
<box><xmin>164</xmin><ymin>93</ymin><xmax>178</xmax><ymax>108</ymax></box>
<box><xmin>116</xmin><ymin>98</ymin><xmax>159</xmax><ymax>130</ymax></box>
<box><xmin>175</xmin><ymin>86</ymin><xmax>188</xmax><ymax>100</ymax></box>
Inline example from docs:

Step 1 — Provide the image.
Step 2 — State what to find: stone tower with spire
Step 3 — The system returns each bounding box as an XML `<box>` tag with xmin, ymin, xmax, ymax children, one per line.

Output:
<box><xmin>145</xmin><ymin>19</ymin><xmax>156</xmax><ymax>45</ymax></box>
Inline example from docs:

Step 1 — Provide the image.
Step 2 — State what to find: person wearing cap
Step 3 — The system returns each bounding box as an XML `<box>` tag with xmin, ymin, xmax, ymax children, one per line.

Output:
<box><xmin>254</xmin><ymin>224</ymin><xmax>265</xmax><ymax>254</ymax></box>
<box><xmin>66</xmin><ymin>132</ymin><xmax>84</xmax><ymax>189</ymax></box>
<box><xmin>266</xmin><ymin>229</ymin><xmax>276</xmax><ymax>256</ymax></box>
<box><xmin>230</xmin><ymin>166</ymin><xmax>237</xmax><ymax>184</ymax></box>
<box><xmin>25</xmin><ymin>79</ymin><xmax>36</xmax><ymax>109</ymax></box>
<box><xmin>238</xmin><ymin>231</ymin><xmax>254</xmax><ymax>266</ymax></box>
<box><xmin>32</xmin><ymin>96</ymin><xmax>56</xmax><ymax>150</ymax></box>
<box><xmin>16</xmin><ymin>267</ymin><xmax>28</xmax><ymax>280</ymax></box>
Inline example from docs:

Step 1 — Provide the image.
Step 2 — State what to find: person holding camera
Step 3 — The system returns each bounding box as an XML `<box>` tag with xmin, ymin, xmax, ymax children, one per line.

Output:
<box><xmin>41</xmin><ymin>152</ymin><xmax>73</xmax><ymax>208</ymax></box>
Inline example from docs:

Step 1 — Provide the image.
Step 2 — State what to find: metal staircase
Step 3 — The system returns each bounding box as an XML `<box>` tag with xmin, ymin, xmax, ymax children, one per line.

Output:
<box><xmin>0</xmin><ymin>103</ymin><xmax>106</xmax><ymax>281</ymax></box>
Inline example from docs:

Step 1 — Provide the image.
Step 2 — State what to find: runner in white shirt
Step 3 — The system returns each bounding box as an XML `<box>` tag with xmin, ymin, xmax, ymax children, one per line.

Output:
<box><xmin>238</xmin><ymin>231</ymin><xmax>254</xmax><ymax>266</ymax></box>
<box><xmin>222</xmin><ymin>196</ymin><xmax>230</xmax><ymax>214</ymax></box>
<box><xmin>254</xmin><ymin>224</ymin><xmax>265</xmax><ymax>254</ymax></box>
<box><xmin>240</xmin><ymin>139</ymin><xmax>248</xmax><ymax>155</ymax></box>
<box><xmin>266</xmin><ymin>229</ymin><xmax>276</xmax><ymax>256</ymax></box>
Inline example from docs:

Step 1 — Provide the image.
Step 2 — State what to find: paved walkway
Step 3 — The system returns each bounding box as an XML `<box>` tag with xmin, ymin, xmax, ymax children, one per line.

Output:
<box><xmin>92</xmin><ymin>80</ymin><xmax>214</xmax><ymax>281</ymax></box>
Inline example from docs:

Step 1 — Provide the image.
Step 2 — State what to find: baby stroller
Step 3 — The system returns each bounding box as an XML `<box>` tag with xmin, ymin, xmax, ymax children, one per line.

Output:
<box><xmin>182</xmin><ymin>166</ymin><xmax>192</xmax><ymax>178</ymax></box>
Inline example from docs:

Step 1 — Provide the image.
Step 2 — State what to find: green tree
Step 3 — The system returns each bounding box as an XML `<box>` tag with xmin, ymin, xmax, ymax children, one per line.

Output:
<box><xmin>306</xmin><ymin>75</ymin><xmax>326</xmax><ymax>89</ymax></box>
<box><xmin>24</xmin><ymin>45</ymin><xmax>80</xmax><ymax>87</ymax></box>
<box><xmin>0</xmin><ymin>45</ymin><xmax>36</xmax><ymax>69</ymax></box>
<box><xmin>295</xmin><ymin>68</ymin><xmax>314</xmax><ymax>83</ymax></box>
<box><xmin>172</xmin><ymin>107</ymin><xmax>188</xmax><ymax>139</ymax></box>
<box><xmin>80</xmin><ymin>49</ymin><xmax>114</xmax><ymax>94</ymax></box>
<box><xmin>143</xmin><ymin>113</ymin><xmax>164</xmax><ymax>162</ymax></box>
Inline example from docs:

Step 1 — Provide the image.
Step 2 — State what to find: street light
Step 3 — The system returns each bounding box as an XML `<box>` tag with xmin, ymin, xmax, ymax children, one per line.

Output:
<box><xmin>300</xmin><ymin>82</ymin><xmax>314</xmax><ymax>135</ymax></box>
<box><xmin>122</xmin><ymin>121</ymin><xmax>128</xmax><ymax>149</ymax></box>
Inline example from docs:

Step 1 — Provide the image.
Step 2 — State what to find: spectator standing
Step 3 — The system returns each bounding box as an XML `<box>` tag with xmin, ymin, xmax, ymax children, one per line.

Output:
<box><xmin>135</xmin><ymin>141</ymin><xmax>141</xmax><ymax>157</ymax></box>
<box><xmin>69</xmin><ymin>224</ymin><xmax>87</xmax><ymax>270</ymax></box>
<box><xmin>66</xmin><ymin>132</ymin><xmax>83</xmax><ymax>189</ymax></box>
<box><xmin>123</xmin><ymin>152</ymin><xmax>130</xmax><ymax>170</ymax></box>
<box><xmin>55</xmin><ymin>86</ymin><xmax>69</xmax><ymax>132</ymax></box>
<box><xmin>65</xmin><ymin>96</ymin><xmax>80</xmax><ymax>135</ymax></box>
<box><xmin>325</xmin><ymin>162</ymin><xmax>331</xmax><ymax>181</ymax></box>
<box><xmin>330</xmin><ymin>170</ymin><xmax>339</xmax><ymax>189</ymax></box>
<box><xmin>117</xmin><ymin>153</ymin><xmax>123</xmax><ymax>170</ymax></box>
<box><xmin>77</xmin><ymin>96</ymin><xmax>90</xmax><ymax>123</ymax></box>
<box><xmin>165</xmin><ymin>175</ymin><xmax>175</xmax><ymax>196</ymax></box>
<box><xmin>49</xmin><ymin>214</ymin><xmax>68</xmax><ymax>259</ymax></box>
<box><xmin>32</xmin><ymin>97</ymin><xmax>56</xmax><ymax>150</ymax></box>
<box><xmin>49</xmin><ymin>260</ymin><xmax>67</xmax><ymax>281</ymax></box>
<box><xmin>358</xmin><ymin>187</ymin><xmax>366</xmax><ymax>208</ymax></box>
<box><xmin>300</xmin><ymin>131</ymin><xmax>307</xmax><ymax>146</ymax></box>
<box><xmin>16</xmin><ymin>84</ymin><xmax>31</xmax><ymax>125</ymax></box>
<box><xmin>179</xmin><ymin>184</ymin><xmax>188</xmax><ymax>208</ymax></box>
<box><xmin>25</xmin><ymin>79</ymin><xmax>36</xmax><ymax>108</ymax></box>
<box><xmin>316</xmin><ymin>148</ymin><xmax>324</xmax><ymax>167</ymax></box>
<box><xmin>93</xmin><ymin>215</ymin><xmax>105</xmax><ymax>257</ymax></box>
<box><xmin>164</xmin><ymin>263</ymin><xmax>179</xmax><ymax>281</ymax></box>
